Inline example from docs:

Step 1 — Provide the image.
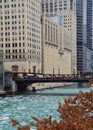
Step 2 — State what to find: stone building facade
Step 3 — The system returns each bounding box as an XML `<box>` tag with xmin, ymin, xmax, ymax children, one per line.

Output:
<box><xmin>41</xmin><ymin>16</ymin><xmax>72</xmax><ymax>74</ymax></box>
<box><xmin>0</xmin><ymin>0</ymin><xmax>41</xmax><ymax>73</ymax></box>
<box><xmin>41</xmin><ymin>0</ymin><xmax>77</xmax><ymax>74</ymax></box>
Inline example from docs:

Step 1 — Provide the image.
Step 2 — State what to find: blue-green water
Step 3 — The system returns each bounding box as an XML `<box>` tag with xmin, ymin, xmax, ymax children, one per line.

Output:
<box><xmin>0</xmin><ymin>84</ymin><xmax>93</xmax><ymax>130</ymax></box>
<box><xmin>38</xmin><ymin>84</ymin><xmax>93</xmax><ymax>93</ymax></box>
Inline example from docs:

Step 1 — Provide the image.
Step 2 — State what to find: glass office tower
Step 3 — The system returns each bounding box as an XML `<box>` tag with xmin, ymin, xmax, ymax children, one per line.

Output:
<box><xmin>86</xmin><ymin>0</ymin><xmax>93</xmax><ymax>50</ymax></box>
<box><xmin>76</xmin><ymin>0</ymin><xmax>84</xmax><ymax>73</ymax></box>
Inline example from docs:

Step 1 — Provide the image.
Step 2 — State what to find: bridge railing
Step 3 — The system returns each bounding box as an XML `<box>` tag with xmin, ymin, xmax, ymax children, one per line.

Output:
<box><xmin>12</xmin><ymin>72</ymin><xmax>92</xmax><ymax>81</ymax></box>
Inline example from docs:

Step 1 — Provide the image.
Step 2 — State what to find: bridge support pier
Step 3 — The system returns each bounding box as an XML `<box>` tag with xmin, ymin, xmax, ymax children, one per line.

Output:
<box><xmin>32</xmin><ymin>87</ymin><xmax>36</xmax><ymax>92</ymax></box>
<box><xmin>12</xmin><ymin>81</ymin><xmax>17</xmax><ymax>92</ymax></box>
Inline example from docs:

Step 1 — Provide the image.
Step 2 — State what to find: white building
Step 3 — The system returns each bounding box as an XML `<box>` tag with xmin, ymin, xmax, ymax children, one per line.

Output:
<box><xmin>41</xmin><ymin>0</ymin><xmax>74</xmax><ymax>16</ymax></box>
<box><xmin>0</xmin><ymin>0</ymin><xmax>41</xmax><ymax>73</ymax></box>
<box><xmin>41</xmin><ymin>16</ymin><xmax>72</xmax><ymax>74</ymax></box>
<box><xmin>0</xmin><ymin>50</ymin><xmax>4</xmax><ymax>90</ymax></box>
<box><xmin>41</xmin><ymin>0</ymin><xmax>77</xmax><ymax>74</ymax></box>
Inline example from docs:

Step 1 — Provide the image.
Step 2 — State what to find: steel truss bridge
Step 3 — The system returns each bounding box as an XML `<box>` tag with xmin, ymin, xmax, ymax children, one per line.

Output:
<box><xmin>12</xmin><ymin>72</ymin><xmax>93</xmax><ymax>91</ymax></box>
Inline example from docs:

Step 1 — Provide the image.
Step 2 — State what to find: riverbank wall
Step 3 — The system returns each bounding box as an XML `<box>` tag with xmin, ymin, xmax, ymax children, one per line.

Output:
<box><xmin>0</xmin><ymin>91</ymin><xmax>7</xmax><ymax>96</ymax></box>
<box><xmin>27</xmin><ymin>82</ymin><xmax>77</xmax><ymax>91</ymax></box>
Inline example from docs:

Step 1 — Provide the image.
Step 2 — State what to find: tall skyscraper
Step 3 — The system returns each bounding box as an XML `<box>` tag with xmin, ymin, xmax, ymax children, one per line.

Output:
<box><xmin>83</xmin><ymin>0</ymin><xmax>93</xmax><ymax>73</ymax></box>
<box><xmin>76</xmin><ymin>0</ymin><xmax>84</xmax><ymax>73</ymax></box>
<box><xmin>41</xmin><ymin>0</ymin><xmax>74</xmax><ymax>16</ymax></box>
<box><xmin>0</xmin><ymin>0</ymin><xmax>41</xmax><ymax>73</ymax></box>
<box><xmin>86</xmin><ymin>0</ymin><xmax>93</xmax><ymax>50</ymax></box>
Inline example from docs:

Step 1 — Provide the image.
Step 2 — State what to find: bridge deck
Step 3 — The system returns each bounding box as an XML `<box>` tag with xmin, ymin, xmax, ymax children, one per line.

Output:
<box><xmin>12</xmin><ymin>72</ymin><xmax>93</xmax><ymax>91</ymax></box>
<box><xmin>15</xmin><ymin>78</ymin><xmax>89</xmax><ymax>83</ymax></box>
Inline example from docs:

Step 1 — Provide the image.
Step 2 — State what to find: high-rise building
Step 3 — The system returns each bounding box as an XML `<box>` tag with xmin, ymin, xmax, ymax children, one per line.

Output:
<box><xmin>0</xmin><ymin>50</ymin><xmax>4</xmax><ymax>90</ymax></box>
<box><xmin>0</xmin><ymin>0</ymin><xmax>41</xmax><ymax>73</ymax></box>
<box><xmin>41</xmin><ymin>0</ymin><xmax>74</xmax><ymax>16</ymax></box>
<box><xmin>75</xmin><ymin>0</ymin><xmax>84</xmax><ymax>73</ymax></box>
<box><xmin>41</xmin><ymin>0</ymin><xmax>77</xmax><ymax>74</ymax></box>
<box><xmin>83</xmin><ymin>0</ymin><xmax>93</xmax><ymax>72</ymax></box>
<box><xmin>83</xmin><ymin>46</ymin><xmax>93</xmax><ymax>72</ymax></box>
<box><xmin>77</xmin><ymin>0</ymin><xmax>93</xmax><ymax>73</ymax></box>
<box><xmin>86</xmin><ymin>0</ymin><xmax>93</xmax><ymax>50</ymax></box>
<box><xmin>41</xmin><ymin>0</ymin><xmax>86</xmax><ymax>74</ymax></box>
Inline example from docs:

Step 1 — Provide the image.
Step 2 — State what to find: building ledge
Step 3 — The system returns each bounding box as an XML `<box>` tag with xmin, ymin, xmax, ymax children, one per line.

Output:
<box><xmin>45</xmin><ymin>42</ymin><xmax>58</xmax><ymax>47</ymax></box>
<box><xmin>64</xmin><ymin>47</ymin><xmax>72</xmax><ymax>52</ymax></box>
<box><xmin>58</xmin><ymin>49</ymin><xmax>64</xmax><ymax>55</ymax></box>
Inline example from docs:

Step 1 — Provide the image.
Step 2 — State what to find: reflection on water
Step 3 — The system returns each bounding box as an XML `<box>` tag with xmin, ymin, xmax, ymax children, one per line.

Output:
<box><xmin>38</xmin><ymin>84</ymin><xmax>93</xmax><ymax>93</ymax></box>
<box><xmin>0</xmin><ymin>84</ymin><xmax>93</xmax><ymax>130</ymax></box>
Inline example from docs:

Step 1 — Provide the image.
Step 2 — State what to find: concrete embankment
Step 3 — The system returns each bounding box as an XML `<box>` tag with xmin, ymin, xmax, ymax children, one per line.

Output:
<box><xmin>27</xmin><ymin>82</ymin><xmax>77</xmax><ymax>91</ymax></box>
<box><xmin>0</xmin><ymin>91</ymin><xmax>7</xmax><ymax>96</ymax></box>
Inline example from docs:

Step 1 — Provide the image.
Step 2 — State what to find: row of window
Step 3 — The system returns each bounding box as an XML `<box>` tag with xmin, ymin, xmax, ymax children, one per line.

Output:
<box><xmin>0</xmin><ymin>9</ymin><xmax>24</xmax><ymax>14</ymax></box>
<box><xmin>42</xmin><ymin>7</ymin><xmax>67</xmax><ymax>12</ymax></box>
<box><xmin>0</xmin><ymin>43</ymin><xmax>25</xmax><ymax>48</ymax></box>
<box><xmin>27</xmin><ymin>33</ymin><xmax>40</xmax><ymax>39</ymax></box>
<box><xmin>0</xmin><ymin>0</ymin><xmax>24</xmax><ymax>3</ymax></box>
<box><xmin>0</xmin><ymin>15</ymin><xmax>24</xmax><ymax>20</ymax></box>
<box><xmin>0</xmin><ymin>42</ymin><xmax>25</xmax><ymax>47</ymax></box>
<box><xmin>0</xmin><ymin>20</ymin><xmax>24</xmax><ymax>26</ymax></box>
<box><xmin>5</xmin><ymin>54</ymin><xmax>40</xmax><ymax>61</ymax></box>
<box><xmin>0</xmin><ymin>36</ymin><xmax>25</xmax><ymax>41</ymax></box>
<box><xmin>5</xmin><ymin>49</ymin><xmax>25</xmax><ymax>53</ymax></box>
<box><xmin>0</xmin><ymin>26</ymin><xmax>25</xmax><ymax>31</ymax></box>
<box><xmin>5</xmin><ymin>49</ymin><xmax>40</xmax><ymax>55</ymax></box>
<box><xmin>0</xmin><ymin>43</ymin><xmax>41</xmax><ymax>49</ymax></box>
<box><xmin>0</xmin><ymin>31</ymin><xmax>25</xmax><ymax>36</ymax></box>
<box><xmin>42</xmin><ymin>1</ymin><xmax>67</xmax><ymax>8</ymax></box>
<box><xmin>5</xmin><ymin>55</ymin><xmax>26</xmax><ymax>60</ymax></box>
<box><xmin>0</xmin><ymin>3</ymin><xmax>24</xmax><ymax>8</ymax></box>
